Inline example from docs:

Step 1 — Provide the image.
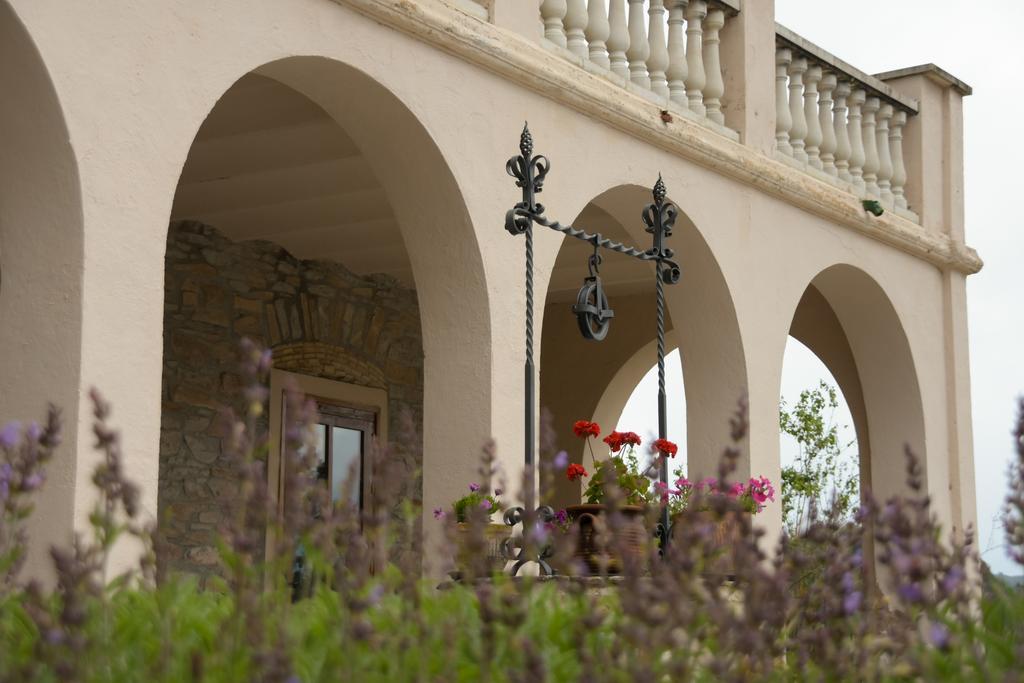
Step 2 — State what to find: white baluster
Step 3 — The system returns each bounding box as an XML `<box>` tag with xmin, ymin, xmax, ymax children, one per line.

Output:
<box><xmin>647</xmin><ymin>0</ymin><xmax>670</xmax><ymax>97</ymax></box>
<box><xmin>775</xmin><ymin>48</ymin><xmax>793</xmax><ymax>155</ymax></box>
<box><xmin>564</xmin><ymin>0</ymin><xmax>590</xmax><ymax>59</ymax></box>
<box><xmin>890</xmin><ymin>110</ymin><xmax>909</xmax><ymax>210</ymax></box>
<box><xmin>585</xmin><ymin>0</ymin><xmax>611</xmax><ymax>69</ymax></box>
<box><xmin>788</xmin><ymin>57</ymin><xmax>808</xmax><ymax>164</ymax></box>
<box><xmin>666</xmin><ymin>2</ymin><xmax>688</xmax><ymax>106</ymax></box>
<box><xmin>626</xmin><ymin>0</ymin><xmax>650</xmax><ymax>88</ymax></box>
<box><xmin>875</xmin><ymin>103</ymin><xmax>895</xmax><ymax>205</ymax></box>
<box><xmin>607</xmin><ymin>0</ymin><xmax>630</xmax><ymax>80</ymax></box>
<box><xmin>818</xmin><ymin>72</ymin><xmax>838</xmax><ymax>177</ymax></box>
<box><xmin>833</xmin><ymin>80</ymin><xmax>852</xmax><ymax>182</ymax></box>
<box><xmin>541</xmin><ymin>0</ymin><xmax>569</xmax><ymax>48</ymax></box>
<box><xmin>684</xmin><ymin>0</ymin><xmax>708</xmax><ymax>116</ymax></box>
<box><xmin>847</xmin><ymin>88</ymin><xmax>866</xmax><ymax>192</ymax></box>
<box><xmin>702</xmin><ymin>8</ymin><xmax>725</xmax><ymax>125</ymax></box>
<box><xmin>803</xmin><ymin>64</ymin><xmax>823</xmax><ymax>170</ymax></box>
<box><xmin>861</xmin><ymin>96</ymin><xmax>880</xmax><ymax>198</ymax></box>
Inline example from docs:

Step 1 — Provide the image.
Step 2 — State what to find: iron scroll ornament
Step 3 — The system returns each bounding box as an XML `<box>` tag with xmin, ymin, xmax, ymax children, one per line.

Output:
<box><xmin>504</xmin><ymin>124</ymin><xmax>683</xmax><ymax>571</ymax></box>
<box><xmin>500</xmin><ymin>505</ymin><xmax>556</xmax><ymax>576</ymax></box>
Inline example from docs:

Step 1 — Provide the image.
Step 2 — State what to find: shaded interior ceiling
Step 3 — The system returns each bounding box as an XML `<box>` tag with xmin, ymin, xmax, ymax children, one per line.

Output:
<box><xmin>547</xmin><ymin>203</ymin><xmax>660</xmax><ymax>304</ymax></box>
<box><xmin>170</xmin><ymin>74</ymin><xmax>412</xmax><ymax>285</ymax></box>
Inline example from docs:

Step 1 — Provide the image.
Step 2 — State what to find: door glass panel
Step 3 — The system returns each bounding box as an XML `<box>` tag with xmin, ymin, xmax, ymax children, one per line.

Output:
<box><xmin>312</xmin><ymin>423</ymin><xmax>328</xmax><ymax>483</ymax></box>
<box><xmin>331</xmin><ymin>426</ymin><xmax>362</xmax><ymax>507</ymax></box>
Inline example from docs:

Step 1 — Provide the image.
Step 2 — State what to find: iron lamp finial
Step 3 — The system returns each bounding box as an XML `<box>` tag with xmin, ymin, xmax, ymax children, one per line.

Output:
<box><xmin>520</xmin><ymin>123</ymin><xmax>533</xmax><ymax>158</ymax></box>
<box><xmin>653</xmin><ymin>174</ymin><xmax>666</xmax><ymax>204</ymax></box>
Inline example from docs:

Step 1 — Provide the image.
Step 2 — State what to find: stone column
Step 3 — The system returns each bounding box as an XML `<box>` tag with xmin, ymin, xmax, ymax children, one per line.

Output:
<box><xmin>492</xmin><ymin>0</ymin><xmax>548</xmax><ymax>41</ymax></box>
<box><xmin>719</xmin><ymin>0</ymin><xmax>777</xmax><ymax>149</ymax></box>
<box><xmin>878</xmin><ymin>65</ymin><xmax>971</xmax><ymax>235</ymax></box>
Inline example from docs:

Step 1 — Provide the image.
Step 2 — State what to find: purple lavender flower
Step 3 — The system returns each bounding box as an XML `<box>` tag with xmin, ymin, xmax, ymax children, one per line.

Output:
<box><xmin>0</xmin><ymin>421</ymin><xmax>20</xmax><ymax>449</ymax></box>
<box><xmin>929</xmin><ymin>622</ymin><xmax>950</xmax><ymax>649</ymax></box>
<box><xmin>479</xmin><ymin>499</ymin><xmax>493</xmax><ymax>510</ymax></box>
<box><xmin>554</xmin><ymin>450</ymin><xmax>568</xmax><ymax>469</ymax></box>
<box><xmin>0</xmin><ymin>462</ymin><xmax>11</xmax><ymax>502</ymax></box>
<box><xmin>433</xmin><ymin>507</ymin><xmax>446</xmax><ymax>520</ymax></box>
<box><xmin>25</xmin><ymin>421</ymin><xmax>41</xmax><ymax>442</ymax></box>
<box><xmin>841</xmin><ymin>572</ymin><xmax>862</xmax><ymax>614</ymax></box>
<box><xmin>468</xmin><ymin>483</ymin><xmax>480</xmax><ymax>492</ymax></box>
<box><xmin>941</xmin><ymin>565</ymin><xmax>965</xmax><ymax>595</ymax></box>
<box><xmin>259</xmin><ymin>348</ymin><xmax>273</xmax><ymax>374</ymax></box>
<box><xmin>494</xmin><ymin>488</ymin><xmax>503</xmax><ymax>496</ymax></box>
<box><xmin>23</xmin><ymin>472</ymin><xmax>44</xmax><ymax>492</ymax></box>
<box><xmin>898</xmin><ymin>583</ymin><xmax>924</xmax><ymax>604</ymax></box>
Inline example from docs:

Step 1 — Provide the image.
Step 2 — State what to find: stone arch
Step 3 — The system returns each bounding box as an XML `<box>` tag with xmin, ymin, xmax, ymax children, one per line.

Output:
<box><xmin>784</xmin><ymin>264</ymin><xmax>926</xmax><ymax>505</ymax></box>
<box><xmin>0</xmin><ymin>1</ymin><xmax>85</xmax><ymax>577</ymax></box>
<box><xmin>539</xmin><ymin>183</ymin><xmax>747</xmax><ymax>506</ymax></box>
<box><xmin>780</xmin><ymin>263</ymin><xmax>927</xmax><ymax>586</ymax></box>
<box><xmin>158</xmin><ymin>56</ymin><xmax>490</xmax><ymax>574</ymax></box>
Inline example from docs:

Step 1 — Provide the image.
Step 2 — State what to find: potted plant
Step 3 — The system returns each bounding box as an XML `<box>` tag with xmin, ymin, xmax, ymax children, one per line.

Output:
<box><xmin>435</xmin><ymin>484</ymin><xmax>509</xmax><ymax>577</ymax></box>
<box><xmin>563</xmin><ymin>421</ymin><xmax>677</xmax><ymax>574</ymax></box>
<box><xmin>661</xmin><ymin>473</ymin><xmax>775</xmax><ymax>576</ymax></box>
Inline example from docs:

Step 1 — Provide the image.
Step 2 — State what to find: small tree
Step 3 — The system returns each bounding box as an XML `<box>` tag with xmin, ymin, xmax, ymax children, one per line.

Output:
<box><xmin>779</xmin><ymin>381</ymin><xmax>859</xmax><ymax>535</ymax></box>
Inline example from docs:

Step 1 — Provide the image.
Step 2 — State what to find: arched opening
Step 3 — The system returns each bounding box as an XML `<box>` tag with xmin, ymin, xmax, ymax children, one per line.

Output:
<box><xmin>157</xmin><ymin>58</ymin><xmax>490</xmax><ymax>579</ymax></box>
<box><xmin>0</xmin><ymin>1</ymin><xmax>85</xmax><ymax>577</ymax></box>
<box><xmin>778</xmin><ymin>335</ymin><xmax>861</xmax><ymax>534</ymax></box>
<box><xmin>781</xmin><ymin>265</ymin><xmax>927</xmax><ymax>584</ymax></box>
<box><xmin>539</xmin><ymin>184</ymin><xmax>746</xmax><ymax>509</ymax></box>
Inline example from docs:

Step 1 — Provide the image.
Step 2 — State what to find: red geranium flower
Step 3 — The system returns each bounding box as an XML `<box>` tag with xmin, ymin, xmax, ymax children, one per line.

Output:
<box><xmin>603</xmin><ymin>431</ymin><xmax>623</xmax><ymax>452</ymax></box>
<box><xmin>651</xmin><ymin>438</ymin><xmax>678</xmax><ymax>457</ymax></box>
<box><xmin>603</xmin><ymin>430</ymin><xmax>642</xmax><ymax>453</ymax></box>
<box><xmin>572</xmin><ymin>420</ymin><xmax>601</xmax><ymax>439</ymax></box>
<box><xmin>566</xmin><ymin>463</ymin><xmax>589</xmax><ymax>481</ymax></box>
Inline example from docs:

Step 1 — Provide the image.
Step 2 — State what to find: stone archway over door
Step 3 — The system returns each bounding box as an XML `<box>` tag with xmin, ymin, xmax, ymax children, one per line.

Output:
<box><xmin>159</xmin><ymin>56</ymin><xmax>492</xmax><ymax>576</ymax></box>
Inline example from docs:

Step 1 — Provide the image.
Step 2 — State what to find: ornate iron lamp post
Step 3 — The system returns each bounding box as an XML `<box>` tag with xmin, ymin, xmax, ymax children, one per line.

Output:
<box><xmin>501</xmin><ymin>125</ymin><xmax>680</xmax><ymax>574</ymax></box>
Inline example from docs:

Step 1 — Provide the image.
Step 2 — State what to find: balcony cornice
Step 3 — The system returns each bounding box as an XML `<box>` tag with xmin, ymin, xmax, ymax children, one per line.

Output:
<box><xmin>332</xmin><ymin>0</ymin><xmax>982</xmax><ymax>275</ymax></box>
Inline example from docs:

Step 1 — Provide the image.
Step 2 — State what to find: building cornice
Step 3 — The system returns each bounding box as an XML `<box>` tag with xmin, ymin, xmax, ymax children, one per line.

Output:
<box><xmin>331</xmin><ymin>0</ymin><xmax>982</xmax><ymax>275</ymax></box>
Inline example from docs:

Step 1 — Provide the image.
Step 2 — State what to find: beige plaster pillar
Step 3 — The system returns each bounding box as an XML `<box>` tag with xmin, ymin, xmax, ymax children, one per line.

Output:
<box><xmin>877</xmin><ymin>65</ymin><xmax>971</xmax><ymax>237</ymax></box>
<box><xmin>941</xmin><ymin>269</ymin><xmax>977</xmax><ymax>544</ymax></box>
<box><xmin>491</xmin><ymin>0</ymin><xmax>542</xmax><ymax>41</ymax></box>
<box><xmin>719</xmin><ymin>0</ymin><xmax>777</xmax><ymax>153</ymax></box>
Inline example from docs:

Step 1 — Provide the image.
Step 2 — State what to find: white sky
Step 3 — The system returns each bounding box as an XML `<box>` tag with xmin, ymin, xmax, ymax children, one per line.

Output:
<box><xmin>621</xmin><ymin>0</ymin><xmax>1024</xmax><ymax>575</ymax></box>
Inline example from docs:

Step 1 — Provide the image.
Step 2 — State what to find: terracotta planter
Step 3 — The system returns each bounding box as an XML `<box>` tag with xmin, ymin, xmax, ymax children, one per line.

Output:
<box><xmin>670</xmin><ymin>510</ymin><xmax>746</xmax><ymax>577</ymax></box>
<box><xmin>565</xmin><ymin>503</ymin><xmax>650</xmax><ymax>575</ymax></box>
<box><xmin>454</xmin><ymin>522</ymin><xmax>511</xmax><ymax>576</ymax></box>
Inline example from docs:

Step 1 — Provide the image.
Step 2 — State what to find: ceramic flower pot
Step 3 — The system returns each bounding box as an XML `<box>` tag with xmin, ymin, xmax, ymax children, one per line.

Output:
<box><xmin>565</xmin><ymin>503</ymin><xmax>650</xmax><ymax>575</ymax></box>
<box><xmin>454</xmin><ymin>522</ymin><xmax>511</xmax><ymax>576</ymax></box>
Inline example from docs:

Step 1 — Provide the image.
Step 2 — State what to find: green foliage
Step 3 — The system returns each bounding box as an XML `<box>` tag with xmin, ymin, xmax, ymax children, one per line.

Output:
<box><xmin>779</xmin><ymin>381</ymin><xmax>859</xmax><ymax>534</ymax></box>
<box><xmin>582</xmin><ymin>449</ymin><xmax>653</xmax><ymax>506</ymax></box>
<box><xmin>452</xmin><ymin>491</ymin><xmax>500</xmax><ymax>523</ymax></box>
<box><xmin>4</xmin><ymin>346</ymin><xmax>1024</xmax><ymax>682</ymax></box>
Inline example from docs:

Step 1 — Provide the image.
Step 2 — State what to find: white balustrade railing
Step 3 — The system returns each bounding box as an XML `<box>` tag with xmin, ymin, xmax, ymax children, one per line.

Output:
<box><xmin>529</xmin><ymin>6</ymin><xmax>922</xmax><ymax>219</ymax></box>
<box><xmin>539</xmin><ymin>0</ymin><xmax>739</xmax><ymax>134</ymax></box>
<box><xmin>773</xmin><ymin>26</ymin><xmax>919</xmax><ymax>219</ymax></box>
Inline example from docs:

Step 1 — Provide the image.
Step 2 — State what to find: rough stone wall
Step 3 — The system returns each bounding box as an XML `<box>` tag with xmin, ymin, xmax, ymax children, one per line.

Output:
<box><xmin>159</xmin><ymin>220</ymin><xmax>423</xmax><ymax>580</ymax></box>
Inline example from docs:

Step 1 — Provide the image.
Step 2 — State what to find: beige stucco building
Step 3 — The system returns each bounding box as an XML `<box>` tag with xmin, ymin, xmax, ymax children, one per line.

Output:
<box><xmin>0</xmin><ymin>0</ymin><xmax>979</xmax><ymax>579</ymax></box>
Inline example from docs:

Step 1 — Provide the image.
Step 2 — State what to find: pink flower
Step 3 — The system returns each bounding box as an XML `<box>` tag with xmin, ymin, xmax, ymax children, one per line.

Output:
<box><xmin>479</xmin><ymin>499</ymin><xmax>493</xmax><ymax>510</ymax></box>
<box><xmin>433</xmin><ymin>507</ymin><xmax>446</xmax><ymax>520</ymax></box>
<box><xmin>697</xmin><ymin>477</ymin><xmax>718</xmax><ymax>492</ymax></box>
<box><xmin>468</xmin><ymin>483</ymin><xmax>480</xmax><ymax>492</ymax></box>
<box><xmin>729</xmin><ymin>482</ymin><xmax>745</xmax><ymax>498</ymax></box>
<box><xmin>748</xmin><ymin>475</ymin><xmax>775</xmax><ymax>504</ymax></box>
